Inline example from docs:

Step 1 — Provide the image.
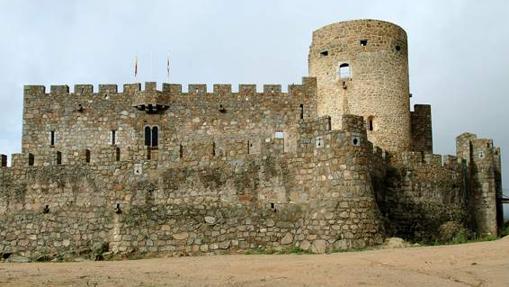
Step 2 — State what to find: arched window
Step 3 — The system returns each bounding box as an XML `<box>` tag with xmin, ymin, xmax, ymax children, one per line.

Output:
<box><xmin>144</xmin><ymin>126</ymin><xmax>159</xmax><ymax>148</ymax></box>
<box><xmin>338</xmin><ymin>63</ymin><xmax>351</xmax><ymax>79</ymax></box>
<box><xmin>151</xmin><ymin>126</ymin><xmax>159</xmax><ymax>148</ymax></box>
<box><xmin>144</xmin><ymin>126</ymin><xmax>151</xmax><ymax>146</ymax></box>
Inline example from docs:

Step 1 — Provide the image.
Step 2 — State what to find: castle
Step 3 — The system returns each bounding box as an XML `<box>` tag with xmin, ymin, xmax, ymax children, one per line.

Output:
<box><xmin>0</xmin><ymin>19</ymin><xmax>504</xmax><ymax>259</ymax></box>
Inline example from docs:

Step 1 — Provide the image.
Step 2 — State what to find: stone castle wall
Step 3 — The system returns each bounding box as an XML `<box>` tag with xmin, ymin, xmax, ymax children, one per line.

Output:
<box><xmin>309</xmin><ymin>19</ymin><xmax>411</xmax><ymax>152</ymax></box>
<box><xmin>456</xmin><ymin>133</ymin><xmax>503</xmax><ymax>236</ymax></box>
<box><xmin>21</xmin><ymin>78</ymin><xmax>317</xmax><ymax>165</ymax></box>
<box><xmin>411</xmin><ymin>104</ymin><xmax>433</xmax><ymax>153</ymax></box>
<box><xmin>0</xmin><ymin>116</ymin><xmax>387</xmax><ymax>259</ymax></box>
<box><xmin>378</xmin><ymin>152</ymin><xmax>467</xmax><ymax>241</ymax></box>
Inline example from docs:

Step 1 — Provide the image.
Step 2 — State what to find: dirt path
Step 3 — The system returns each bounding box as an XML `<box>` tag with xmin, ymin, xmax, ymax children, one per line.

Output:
<box><xmin>1</xmin><ymin>237</ymin><xmax>508</xmax><ymax>287</ymax></box>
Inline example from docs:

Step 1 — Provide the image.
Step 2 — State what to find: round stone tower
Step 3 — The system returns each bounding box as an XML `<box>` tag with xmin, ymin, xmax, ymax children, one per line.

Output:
<box><xmin>309</xmin><ymin>19</ymin><xmax>411</xmax><ymax>152</ymax></box>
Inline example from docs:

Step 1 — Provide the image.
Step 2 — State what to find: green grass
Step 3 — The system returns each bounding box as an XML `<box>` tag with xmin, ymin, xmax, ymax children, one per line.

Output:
<box><xmin>245</xmin><ymin>246</ymin><xmax>312</xmax><ymax>255</ymax></box>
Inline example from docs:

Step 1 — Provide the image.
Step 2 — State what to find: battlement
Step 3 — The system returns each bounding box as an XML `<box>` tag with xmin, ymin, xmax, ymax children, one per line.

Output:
<box><xmin>22</xmin><ymin>77</ymin><xmax>317</xmax><ymax>99</ymax></box>
<box><xmin>390</xmin><ymin>151</ymin><xmax>460</xmax><ymax>170</ymax></box>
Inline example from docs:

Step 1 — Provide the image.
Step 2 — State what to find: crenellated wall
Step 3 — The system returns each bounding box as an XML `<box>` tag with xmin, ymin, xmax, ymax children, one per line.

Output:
<box><xmin>21</xmin><ymin>78</ymin><xmax>317</xmax><ymax>164</ymax></box>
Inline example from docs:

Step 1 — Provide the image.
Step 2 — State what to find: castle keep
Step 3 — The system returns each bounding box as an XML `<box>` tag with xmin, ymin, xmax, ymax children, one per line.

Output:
<box><xmin>0</xmin><ymin>20</ymin><xmax>504</xmax><ymax>259</ymax></box>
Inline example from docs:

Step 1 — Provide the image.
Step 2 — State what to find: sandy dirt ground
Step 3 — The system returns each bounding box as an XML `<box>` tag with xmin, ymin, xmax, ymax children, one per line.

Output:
<box><xmin>1</xmin><ymin>237</ymin><xmax>508</xmax><ymax>287</ymax></box>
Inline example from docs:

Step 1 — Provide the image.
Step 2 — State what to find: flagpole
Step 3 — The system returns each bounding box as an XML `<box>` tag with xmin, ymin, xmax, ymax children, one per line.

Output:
<box><xmin>134</xmin><ymin>56</ymin><xmax>138</xmax><ymax>79</ymax></box>
<box><xmin>167</xmin><ymin>55</ymin><xmax>170</xmax><ymax>82</ymax></box>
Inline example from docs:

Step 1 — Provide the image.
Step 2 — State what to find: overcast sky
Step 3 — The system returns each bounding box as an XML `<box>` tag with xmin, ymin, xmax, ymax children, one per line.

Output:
<box><xmin>0</xmin><ymin>0</ymin><xmax>508</xmax><ymax>215</ymax></box>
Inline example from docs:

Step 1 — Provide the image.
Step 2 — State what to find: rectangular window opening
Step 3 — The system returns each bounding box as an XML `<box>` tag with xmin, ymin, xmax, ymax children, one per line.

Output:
<box><xmin>111</xmin><ymin>130</ymin><xmax>116</xmax><ymax>145</ymax></box>
<box><xmin>320</xmin><ymin>50</ymin><xmax>329</xmax><ymax>57</ymax></box>
<box><xmin>115</xmin><ymin>147</ymin><xmax>121</xmax><ymax>162</ymax></box>
<box><xmin>85</xmin><ymin>149</ymin><xmax>91</xmax><ymax>163</ymax></box>
<box><xmin>50</xmin><ymin>131</ymin><xmax>55</xmax><ymax>146</ymax></box>
<box><xmin>360</xmin><ymin>39</ymin><xmax>368</xmax><ymax>46</ymax></box>
<box><xmin>28</xmin><ymin>153</ymin><xmax>35</xmax><ymax>166</ymax></box>
<box><xmin>1</xmin><ymin>155</ymin><xmax>7</xmax><ymax>167</ymax></box>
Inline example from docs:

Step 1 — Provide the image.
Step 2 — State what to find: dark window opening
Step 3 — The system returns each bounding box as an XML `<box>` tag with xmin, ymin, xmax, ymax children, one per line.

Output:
<box><xmin>212</xmin><ymin>142</ymin><xmax>216</xmax><ymax>156</ymax></box>
<box><xmin>50</xmin><ymin>131</ymin><xmax>55</xmax><ymax>146</ymax></box>
<box><xmin>28</xmin><ymin>153</ymin><xmax>35</xmax><ymax>166</ymax></box>
<box><xmin>144</xmin><ymin>126</ymin><xmax>151</xmax><ymax>146</ymax></box>
<box><xmin>151</xmin><ymin>126</ymin><xmax>159</xmax><ymax>148</ymax></box>
<box><xmin>115</xmin><ymin>147</ymin><xmax>121</xmax><ymax>161</ymax></box>
<box><xmin>270</xmin><ymin>203</ymin><xmax>275</xmax><ymax>209</ymax></box>
<box><xmin>368</xmin><ymin>116</ymin><xmax>374</xmax><ymax>131</ymax></box>
<box><xmin>360</xmin><ymin>39</ymin><xmax>368</xmax><ymax>46</ymax></box>
<box><xmin>1</xmin><ymin>155</ymin><xmax>7</xmax><ymax>167</ymax></box>
<box><xmin>56</xmin><ymin>151</ymin><xmax>62</xmax><ymax>165</ymax></box>
<box><xmin>42</xmin><ymin>205</ymin><xmax>49</xmax><ymax>214</ymax></box>
<box><xmin>179</xmin><ymin>144</ymin><xmax>184</xmax><ymax>159</ymax></box>
<box><xmin>115</xmin><ymin>203</ymin><xmax>122</xmax><ymax>214</ymax></box>
<box><xmin>338</xmin><ymin>63</ymin><xmax>351</xmax><ymax>79</ymax></box>
<box><xmin>219</xmin><ymin>104</ymin><xmax>226</xmax><ymax>113</ymax></box>
<box><xmin>320</xmin><ymin>50</ymin><xmax>329</xmax><ymax>57</ymax></box>
<box><xmin>111</xmin><ymin>130</ymin><xmax>116</xmax><ymax>145</ymax></box>
<box><xmin>299</xmin><ymin>104</ymin><xmax>304</xmax><ymax>120</ymax></box>
<box><xmin>327</xmin><ymin>117</ymin><xmax>331</xmax><ymax>131</ymax></box>
<box><xmin>395</xmin><ymin>45</ymin><xmax>401</xmax><ymax>51</ymax></box>
<box><xmin>85</xmin><ymin>149</ymin><xmax>91</xmax><ymax>163</ymax></box>
<box><xmin>144</xmin><ymin>126</ymin><xmax>159</xmax><ymax>148</ymax></box>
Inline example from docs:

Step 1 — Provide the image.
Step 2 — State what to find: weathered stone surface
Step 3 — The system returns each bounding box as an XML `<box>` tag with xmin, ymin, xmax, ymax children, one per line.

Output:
<box><xmin>383</xmin><ymin>238</ymin><xmax>410</xmax><ymax>249</ymax></box>
<box><xmin>172</xmin><ymin>233</ymin><xmax>189</xmax><ymax>240</ymax></box>
<box><xmin>311</xmin><ymin>240</ymin><xmax>327</xmax><ymax>254</ymax></box>
<box><xmin>280</xmin><ymin>233</ymin><xmax>293</xmax><ymax>245</ymax></box>
<box><xmin>6</xmin><ymin>255</ymin><xmax>31</xmax><ymax>263</ymax></box>
<box><xmin>204</xmin><ymin>216</ymin><xmax>216</xmax><ymax>225</ymax></box>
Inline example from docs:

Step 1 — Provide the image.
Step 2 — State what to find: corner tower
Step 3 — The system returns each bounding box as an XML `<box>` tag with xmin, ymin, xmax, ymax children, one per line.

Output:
<box><xmin>309</xmin><ymin>19</ymin><xmax>411</xmax><ymax>152</ymax></box>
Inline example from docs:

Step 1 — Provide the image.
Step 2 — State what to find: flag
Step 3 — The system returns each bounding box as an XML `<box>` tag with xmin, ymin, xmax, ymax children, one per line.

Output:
<box><xmin>134</xmin><ymin>56</ymin><xmax>138</xmax><ymax>78</ymax></box>
<box><xmin>166</xmin><ymin>56</ymin><xmax>170</xmax><ymax>80</ymax></box>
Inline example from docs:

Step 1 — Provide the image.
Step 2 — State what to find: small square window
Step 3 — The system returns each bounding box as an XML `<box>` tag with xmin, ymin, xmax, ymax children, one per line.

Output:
<box><xmin>360</xmin><ymin>40</ymin><xmax>368</xmax><ymax>46</ymax></box>
<box><xmin>316</xmin><ymin>137</ymin><xmax>324</xmax><ymax>148</ymax></box>
<box><xmin>352</xmin><ymin>136</ymin><xmax>361</xmax><ymax>146</ymax></box>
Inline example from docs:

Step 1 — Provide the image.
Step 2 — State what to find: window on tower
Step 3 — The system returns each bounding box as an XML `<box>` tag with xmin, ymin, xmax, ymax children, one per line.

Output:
<box><xmin>367</xmin><ymin>116</ymin><xmax>375</xmax><ymax>131</ymax></box>
<box><xmin>338</xmin><ymin>63</ymin><xmax>351</xmax><ymax>79</ymax></box>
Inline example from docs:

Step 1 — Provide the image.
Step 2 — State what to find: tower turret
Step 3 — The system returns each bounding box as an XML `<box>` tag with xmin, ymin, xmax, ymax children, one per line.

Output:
<box><xmin>309</xmin><ymin>19</ymin><xmax>411</xmax><ymax>152</ymax></box>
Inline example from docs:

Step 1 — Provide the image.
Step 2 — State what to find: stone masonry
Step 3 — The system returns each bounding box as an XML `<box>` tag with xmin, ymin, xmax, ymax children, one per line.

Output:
<box><xmin>0</xmin><ymin>19</ymin><xmax>503</xmax><ymax>260</ymax></box>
